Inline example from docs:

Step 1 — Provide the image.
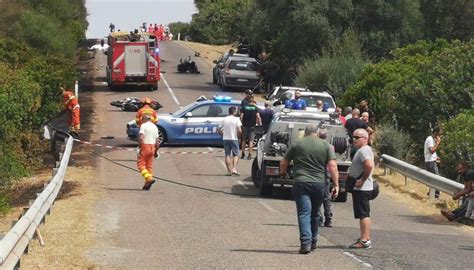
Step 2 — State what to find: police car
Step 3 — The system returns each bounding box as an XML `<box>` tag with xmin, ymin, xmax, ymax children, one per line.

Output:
<box><xmin>127</xmin><ymin>96</ymin><xmax>242</xmax><ymax>145</ymax></box>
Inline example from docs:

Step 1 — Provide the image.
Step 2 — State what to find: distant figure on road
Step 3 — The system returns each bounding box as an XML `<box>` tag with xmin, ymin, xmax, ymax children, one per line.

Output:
<box><xmin>424</xmin><ymin>127</ymin><xmax>442</xmax><ymax>198</ymax></box>
<box><xmin>218</xmin><ymin>106</ymin><xmax>242</xmax><ymax>176</ymax></box>
<box><xmin>441</xmin><ymin>162</ymin><xmax>473</xmax><ymax>221</ymax></box>
<box><xmin>109</xmin><ymin>23</ymin><xmax>115</xmax><ymax>32</ymax></box>
<box><xmin>280</xmin><ymin>124</ymin><xmax>339</xmax><ymax>254</ymax></box>
<box><xmin>137</xmin><ymin>115</ymin><xmax>160</xmax><ymax>190</ymax></box>
<box><xmin>348</xmin><ymin>128</ymin><xmax>374</xmax><ymax>249</ymax></box>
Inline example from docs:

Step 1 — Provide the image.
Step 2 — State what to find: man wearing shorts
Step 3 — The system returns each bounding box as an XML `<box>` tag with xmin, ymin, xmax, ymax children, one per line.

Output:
<box><xmin>219</xmin><ymin>106</ymin><xmax>242</xmax><ymax>176</ymax></box>
<box><xmin>240</xmin><ymin>96</ymin><xmax>261</xmax><ymax>160</ymax></box>
<box><xmin>348</xmin><ymin>128</ymin><xmax>374</xmax><ymax>249</ymax></box>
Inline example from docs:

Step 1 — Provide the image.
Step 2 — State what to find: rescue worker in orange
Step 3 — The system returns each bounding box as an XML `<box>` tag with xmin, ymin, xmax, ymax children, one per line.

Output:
<box><xmin>138</xmin><ymin>115</ymin><xmax>160</xmax><ymax>190</ymax></box>
<box><xmin>135</xmin><ymin>97</ymin><xmax>158</xmax><ymax>126</ymax></box>
<box><xmin>61</xmin><ymin>86</ymin><xmax>80</xmax><ymax>135</ymax></box>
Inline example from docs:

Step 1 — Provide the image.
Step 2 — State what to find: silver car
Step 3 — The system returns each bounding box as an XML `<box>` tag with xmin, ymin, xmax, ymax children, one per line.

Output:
<box><xmin>218</xmin><ymin>56</ymin><xmax>260</xmax><ymax>91</ymax></box>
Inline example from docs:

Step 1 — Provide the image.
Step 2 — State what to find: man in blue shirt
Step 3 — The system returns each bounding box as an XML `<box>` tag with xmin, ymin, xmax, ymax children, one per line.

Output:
<box><xmin>285</xmin><ymin>91</ymin><xmax>306</xmax><ymax>110</ymax></box>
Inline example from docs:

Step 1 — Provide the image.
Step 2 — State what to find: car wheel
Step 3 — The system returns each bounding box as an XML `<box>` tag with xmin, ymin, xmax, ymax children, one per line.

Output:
<box><xmin>259</xmin><ymin>163</ymin><xmax>273</xmax><ymax>197</ymax></box>
<box><xmin>251</xmin><ymin>158</ymin><xmax>260</xmax><ymax>188</ymax></box>
<box><xmin>158</xmin><ymin>126</ymin><xmax>167</xmax><ymax>146</ymax></box>
<box><xmin>334</xmin><ymin>191</ymin><xmax>348</xmax><ymax>202</ymax></box>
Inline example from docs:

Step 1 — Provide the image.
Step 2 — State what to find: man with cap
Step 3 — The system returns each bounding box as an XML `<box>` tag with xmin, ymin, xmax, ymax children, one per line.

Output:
<box><xmin>241</xmin><ymin>89</ymin><xmax>253</xmax><ymax>109</ymax></box>
<box><xmin>137</xmin><ymin>115</ymin><xmax>160</xmax><ymax>190</ymax></box>
<box><xmin>280</xmin><ymin>124</ymin><xmax>339</xmax><ymax>254</ymax></box>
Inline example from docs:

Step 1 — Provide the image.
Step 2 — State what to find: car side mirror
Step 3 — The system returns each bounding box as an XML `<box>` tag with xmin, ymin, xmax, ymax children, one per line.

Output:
<box><xmin>184</xmin><ymin>112</ymin><xmax>192</xmax><ymax>118</ymax></box>
<box><xmin>213</xmin><ymin>60</ymin><xmax>218</xmax><ymax>64</ymax></box>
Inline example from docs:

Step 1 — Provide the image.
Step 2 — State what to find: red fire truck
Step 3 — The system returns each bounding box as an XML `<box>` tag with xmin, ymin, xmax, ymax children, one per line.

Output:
<box><xmin>106</xmin><ymin>31</ymin><xmax>160</xmax><ymax>90</ymax></box>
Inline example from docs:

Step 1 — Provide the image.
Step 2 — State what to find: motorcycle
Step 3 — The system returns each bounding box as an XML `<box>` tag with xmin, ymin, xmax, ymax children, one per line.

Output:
<box><xmin>177</xmin><ymin>56</ymin><xmax>200</xmax><ymax>74</ymax></box>
<box><xmin>110</xmin><ymin>97</ymin><xmax>163</xmax><ymax>112</ymax></box>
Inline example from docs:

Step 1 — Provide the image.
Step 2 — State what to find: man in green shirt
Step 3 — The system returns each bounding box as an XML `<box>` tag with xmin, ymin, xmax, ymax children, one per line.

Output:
<box><xmin>280</xmin><ymin>124</ymin><xmax>339</xmax><ymax>254</ymax></box>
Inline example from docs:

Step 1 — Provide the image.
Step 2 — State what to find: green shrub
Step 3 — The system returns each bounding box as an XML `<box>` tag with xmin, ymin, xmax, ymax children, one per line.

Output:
<box><xmin>372</xmin><ymin>123</ymin><xmax>416</xmax><ymax>164</ymax></box>
<box><xmin>440</xmin><ymin>109</ymin><xmax>474</xmax><ymax>179</ymax></box>
<box><xmin>296</xmin><ymin>31</ymin><xmax>370</xmax><ymax>98</ymax></box>
<box><xmin>0</xmin><ymin>193</ymin><xmax>10</xmax><ymax>216</ymax></box>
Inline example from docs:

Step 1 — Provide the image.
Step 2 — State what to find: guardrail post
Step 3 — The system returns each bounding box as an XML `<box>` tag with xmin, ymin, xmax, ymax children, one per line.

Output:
<box><xmin>52</xmin><ymin>168</ymin><xmax>59</xmax><ymax>176</ymax></box>
<box><xmin>428</xmin><ymin>187</ymin><xmax>436</xmax><ymax>201</ymax></box>
<box><xmin>405</xmin><ymin>176</ymin><xmax>411</xmax><ymax>186</ymax></box>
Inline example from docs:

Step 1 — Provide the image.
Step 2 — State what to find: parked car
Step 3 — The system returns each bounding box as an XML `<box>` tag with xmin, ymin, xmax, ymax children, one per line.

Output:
<box><xmin>271</xmin><ymin>90</ymin><xmax>337</xmax><ymax>113</ymax></box>
<box><xmin>218</xmin><ymin>56</ymin><xmax>260</xmax><ymax>91</ymax></box>
<box><xmin>266</xmin><ymin>86</ymin><xmax>310</xmax><ymax>101</ymax></box>
<box><xmin>127</xmin><ymin>96</ymin><xmax>242</xmax><ymax>146</ymax></box>
<box><xmin>212</xmin><ymin>53</ymin><xmax>248</xmax><ymax>84</ymax></box>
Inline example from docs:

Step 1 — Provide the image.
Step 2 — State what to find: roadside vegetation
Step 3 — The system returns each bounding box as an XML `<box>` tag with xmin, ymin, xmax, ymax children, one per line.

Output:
<box><xmin>0</xmin><ymin>0</ymin><xmax>88</xmax><ymax>212</ymax></box>
<box><xmin>171</xmin><ymin>0</ymin><xmax>473</xmax><ymax>176</ymax></box>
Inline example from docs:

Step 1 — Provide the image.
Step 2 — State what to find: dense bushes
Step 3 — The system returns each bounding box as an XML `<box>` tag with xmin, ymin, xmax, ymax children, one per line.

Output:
<box><xmin>342</xmin><ymin>39</ymin><xmax>473</xmax><ymax>166</ymax></box>
<box><xmin>0</xmin><ymin>0</ymin><xmax>87</xmax><ymax>187</ymax></box>
<box><xmin>440</xmin><ymin>110</ymin><xmax>474</xmax><ymax>179</ymax></box>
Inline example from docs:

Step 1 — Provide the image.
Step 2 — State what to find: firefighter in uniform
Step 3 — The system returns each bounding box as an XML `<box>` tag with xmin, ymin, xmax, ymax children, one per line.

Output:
<box><xmin>135</xmin><ymin>97</ymin><xmax>158</xmax><ymax>126</ymax></box>
<box><xmin>137</xmin><ymin>115</ymin><xmax>160</xmax><ymax>190</ymax></box>
<box><xmin>61</xmin><ymin>87</ymin><xmax>80</xmax><ymax>135</ymax></box>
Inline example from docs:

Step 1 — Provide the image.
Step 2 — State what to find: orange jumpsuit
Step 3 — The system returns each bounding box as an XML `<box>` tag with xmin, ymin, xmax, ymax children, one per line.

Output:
<box><xmin>135</xmin><ymin>104</ymin><xmax>158</xmax><ymax>126</ymax></box>
<box><xmin>138</xmin><ymin>144</ymin><xmax>156</xmax><ymax>182</ymax></box>
<box><xmin>63</xmin><ymin>90</ymin><xmax>80</xmax><ymax>132</ymax></box>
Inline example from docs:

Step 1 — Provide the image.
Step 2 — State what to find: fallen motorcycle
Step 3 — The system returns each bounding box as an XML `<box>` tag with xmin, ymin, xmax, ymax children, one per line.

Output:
<box><xmin>110</xmin><ymin>97</ymin><xmax>163</xmax><ymax>112</ymax></box>
<box><xmin>177</xmin><ymin>56</ymin><xmax>200</xmax><ymax>74</ymax></box>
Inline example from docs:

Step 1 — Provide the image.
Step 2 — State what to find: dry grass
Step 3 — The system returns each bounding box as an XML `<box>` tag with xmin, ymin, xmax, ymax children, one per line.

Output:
<box><xmin>176</xmin><ymin>40</ymin><xmax>235</xmax><ymax>67</ymax></box>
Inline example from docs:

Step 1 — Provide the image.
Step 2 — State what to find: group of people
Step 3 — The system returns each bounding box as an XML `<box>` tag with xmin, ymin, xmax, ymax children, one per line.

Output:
<box><xmin>109</xmin><ymin>22</ymin><xmax>173</xmax><ymax>41</ymax></box>
<box><xmin>219</xmin><ymin>89</ymin><xmax>274</xmax><ymax>176</ymax></box>
<box><xmin>217</xmin><ymin>90</ymin><xmax>376</xmax><ymax>253</ymax></box>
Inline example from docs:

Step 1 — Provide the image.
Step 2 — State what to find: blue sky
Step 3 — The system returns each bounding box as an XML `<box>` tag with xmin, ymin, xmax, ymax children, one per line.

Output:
<box><xmin>86</xmin><ymin>0</ymin><xmax>197</xmax><ymax>38</ymax></box>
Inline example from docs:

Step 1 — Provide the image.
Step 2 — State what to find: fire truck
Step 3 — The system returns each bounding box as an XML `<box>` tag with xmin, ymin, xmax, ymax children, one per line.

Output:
<box><xmin>106</xmin><ymin>31</ymin><xmax>160</xmax><ymax>90</ymax></box>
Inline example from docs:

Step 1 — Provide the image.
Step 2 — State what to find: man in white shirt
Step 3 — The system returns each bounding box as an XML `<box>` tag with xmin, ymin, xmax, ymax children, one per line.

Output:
<box><xmin>219</xmin><ymin>106</ymin><xmax>242</xmax><ymax>176</ymax></box>
<box><xmin>138</xmin><ymin>115</ymin><xmax>160</xmax><ymax>190</ymax></box>
<box><xmin>424</xmin><ymin>127</ymin><xmax>442</xmax><ymax>198</ymax></box>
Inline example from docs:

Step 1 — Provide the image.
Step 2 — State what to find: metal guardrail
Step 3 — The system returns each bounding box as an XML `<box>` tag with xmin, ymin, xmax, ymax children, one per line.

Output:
<box><xmin>0</xmin><ymin>130</ymin><xmax>73</xmax><ymax>270</ymax></box>
<box><xmin>380</xmin><ymin>154</ymin><xmax>464</xmax><ymax>197</ymax></box>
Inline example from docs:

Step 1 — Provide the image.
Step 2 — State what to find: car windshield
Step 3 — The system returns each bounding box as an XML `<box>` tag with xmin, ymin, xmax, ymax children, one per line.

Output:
<box><xmin>172</xmin><ymin>102</ymin><xmax>196</xmax><ymax>117</ymax></box>
<box><xmin>228</xmin><ymin>60</ymin><xmax>258</xmax><ymax>71</ymax></box>
<box><xmin>301</xmin><ymin>96</ymin><xmax>335</xmax><ymax>109</ymax></box>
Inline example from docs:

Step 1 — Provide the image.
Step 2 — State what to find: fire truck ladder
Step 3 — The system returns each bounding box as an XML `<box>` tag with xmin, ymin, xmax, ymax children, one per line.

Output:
<box><xmin>148</xmin><ymin>44</ymin><xmax>157</xmax><ymax>76</ymax></box>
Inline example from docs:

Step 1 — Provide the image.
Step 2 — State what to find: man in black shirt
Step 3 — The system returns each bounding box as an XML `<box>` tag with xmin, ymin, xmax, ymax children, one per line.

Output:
<box><xmin>359</xmin><ymin>100</ymin><xmax>375</xmax><ymax>126</ymax></box>
<box><xmin>240</xmin><ymin>96</ymin><xmax>261</xmax><ymax>159</ymax></box>
<box><xmin>240</xmin><ymin>89</ymin><xmax>253</xmax><ymax>109</ymax></box>
<box><xmin>345</xmin><ymin>108</ymin><xmax>373</xmax><ymax>148</ymax></box>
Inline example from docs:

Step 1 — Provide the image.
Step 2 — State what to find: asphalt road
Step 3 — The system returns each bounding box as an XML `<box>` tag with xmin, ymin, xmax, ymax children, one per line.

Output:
<box><xmin>84</xmin><ymin>41</ymin><xmax>474</xmax><ymax>269</ymax></box>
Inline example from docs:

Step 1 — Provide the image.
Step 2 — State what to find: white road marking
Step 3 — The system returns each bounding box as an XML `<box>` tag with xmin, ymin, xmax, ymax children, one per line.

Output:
<box><xmin>237</xmin><ymin>180</ymin><xmax>248</xmax><ymax>189</ymax></box>
<box><xmin>343</xmin><ymin>251</ymin><xmax>372</xmax><ymax>268</ymax></box>
<box><xmin>160</xmin><ymin>73</ymin><xmax>182</xmax><ymax>108</ymax></box>
<box><xmin>258</xmin><ymin>199</ymin><xmax>276</xmax><ymax>212</ymax></box>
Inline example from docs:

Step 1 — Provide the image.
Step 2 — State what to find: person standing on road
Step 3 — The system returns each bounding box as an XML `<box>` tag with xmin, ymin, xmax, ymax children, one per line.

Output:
<box><xmin>317</xmin><ymin>128</ymin><xmax>334</xmax><ymax>227</ymax></box>
<box><xmin>348</xmin><ymin>128</ymin><xmax>374</xmax><ymax>249</ymax></box>
<box><xmin>240</xmin><ymin>89</ymin><xmax>253</xmax><ymax>109</ymax></box>
<box><xmin>259</xmin><ymin>101</ymin><xmax>274</xmax><ymax>133</ymax></box>
<box><xmin>359</xmin><ymin>100</ymin><xmax>375</xmax><ymax>126</ymax></box>
<box><xmin>280</xmin><ymin>124</ymin><xmax>339</xmax><ymax>254</ymax></box>
<box><xmin>218</xmin><ymin>106</ymin><xmax>242</xmax><ymax>176</ymax></box>
<box><xmin>424</xmin><ymin>127</ymin><xmax>442</xmax><ymax>199</ymax></box>
<box><xmin>135</xmin><ymin>97</ymin><xmax>158</xmax><ymax>126</ymax></box>
<box><xmin>240</xmin><ymin>96</ymin><xmax>261</xmax><ymax>160</ymax></box>
<box><xmin>137</xmin><ymin>115</ymin><xmax>160</xmax><ymax>190</ymax></box>
<box><xmin>441</xmin><ymin>162</ymin><xmax>473</xmax><ymax>221</ymax></box>
<box><xmin>61</xmin><ymin>86</ymin><xmax>80</xmax><ymax>136</ymax></box>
